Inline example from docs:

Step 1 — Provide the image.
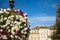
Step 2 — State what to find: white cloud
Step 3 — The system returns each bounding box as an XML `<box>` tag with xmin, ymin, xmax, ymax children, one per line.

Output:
<box><xmin>30</xmin><ymin>16</ymin><xmax>56</xmax><ymax>22</ymax></box>
<box><xmin>29</xmin><ymin>16</ymin><xmax>56</xmax><ymax>27</ymax></box>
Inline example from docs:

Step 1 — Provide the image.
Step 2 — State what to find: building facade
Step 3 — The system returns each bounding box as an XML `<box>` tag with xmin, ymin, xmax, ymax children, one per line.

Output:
<box><xmin>29</xmin><ymin>26</ymin><xmax>55</xmax><ymax>40</ymax></box>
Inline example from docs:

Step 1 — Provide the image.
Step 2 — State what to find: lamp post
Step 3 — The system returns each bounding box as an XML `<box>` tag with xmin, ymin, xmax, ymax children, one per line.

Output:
<box><xmin>9</xmin><ymin>0</ymin><xmax>15</xmax><ymax>10</ymax></box>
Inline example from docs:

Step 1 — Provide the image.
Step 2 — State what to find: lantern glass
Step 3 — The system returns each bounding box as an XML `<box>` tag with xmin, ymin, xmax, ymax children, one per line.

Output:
<box><xmin>10</xmin><ymin>0</ymin><xmax>14</xmax><ymax>1</ymax></box>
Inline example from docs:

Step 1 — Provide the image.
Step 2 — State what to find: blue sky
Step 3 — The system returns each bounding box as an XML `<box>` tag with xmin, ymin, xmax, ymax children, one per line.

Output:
<box><xmin>0</xmin><ymin>0</ymin><xmax>60</xmax><ymax>28</ymax></box>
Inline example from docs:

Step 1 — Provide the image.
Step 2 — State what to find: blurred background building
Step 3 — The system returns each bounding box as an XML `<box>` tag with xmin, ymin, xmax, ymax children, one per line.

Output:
<box><xmin>29</xmin><ymin>26</ymin><xmax>55</xmax><ymax>40</ymax></box>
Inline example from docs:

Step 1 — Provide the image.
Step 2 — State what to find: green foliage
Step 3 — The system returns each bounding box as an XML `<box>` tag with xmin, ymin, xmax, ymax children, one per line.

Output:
<box><xmin>51</xmin><ymin>5</ymin><xmax>60</xmax><ymax>40</ymax></box>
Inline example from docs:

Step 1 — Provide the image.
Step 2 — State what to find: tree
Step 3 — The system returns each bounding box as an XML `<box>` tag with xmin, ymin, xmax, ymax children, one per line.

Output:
<box><xmin>51</xmin><ymin>3</ymin><xmax>60</xmax><ymax>40</ymax></box>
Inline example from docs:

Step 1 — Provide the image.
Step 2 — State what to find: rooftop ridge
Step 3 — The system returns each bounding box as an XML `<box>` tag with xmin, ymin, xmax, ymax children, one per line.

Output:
<box><xmin>31</xmin><ymin>26</ymin><xmax>56</xmax><ymax>30</ymax></box>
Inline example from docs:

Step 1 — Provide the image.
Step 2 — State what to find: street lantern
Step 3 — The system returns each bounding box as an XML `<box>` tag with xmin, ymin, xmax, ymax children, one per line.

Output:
<box><xmin>9</xmin><ymin>0</ymin><xmax>15</xmax><ymax>9</ymax></box>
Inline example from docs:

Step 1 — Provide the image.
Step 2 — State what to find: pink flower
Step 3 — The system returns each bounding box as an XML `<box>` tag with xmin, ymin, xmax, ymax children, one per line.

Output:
<box><xmin>24</xmin><ymin>13</ymin><xmax>28</xmax><ymax>17</ymax></box>
<box><xmin>2</xmin><ymin>29</ymin><xmax>7</xmax><ymax>34</ymax></box>
<box><xmin>13</xmin><ymin>17</ymin><xmax>16</xmax><ymax>21</ymax></box>
<box><xmin>7</xmin><ymin>24</ymin><xmax>12</xmax><ymax>28</ymax></box>
<box><xmin>6</xmin><ymin>33</ymin><xmax>10</xmax><ymax>37</ymax></box>
<box><xmin>25</xmin><ymin>17</ymin><xmax>28</xmax><ymax>21</ymax></box>
<box><xmin>2</xmin><ymin>29</ymin><xmax>10</xmax><ymax>37</ymax></box>
<box><xmin>27</xmin><ymin>27</ymin><xmax>30</xmax><ymax>31</ymax></box>
<box><xmin>16</xmin><ymin>30</ymin><xmax>21</xmax><ymax>34</ymax></box>
<box><xmin>7</xmin><ymin>24</ymin><xmax>10</xmax><ymax>26</ymax></box>
<box><xmin>0</xmin><ymin>34</ymin><xmax>1</xmax><ymax>38</ymax></box>
<box><xmin>23</xmin><ymin>13</ymin><xmax>28</xmax><ymax>17</ymax></box>
<box><xmin>0</xmin><ymin>38</ymin><xmax>3</xmax><ymax>40</ymax></box>
<box><xmin>0</xmin><ymin>34</ymin><xmax>3</xmax><ymax>40</ymax></box>
<box><xmin>19</xmin><ymin>10</ymin><xmax>24</xmax><ymax>16</ymax></box>
<box><xmin>2</xmin><ymin>29</ymin><xmax>9</xmax><ymax>35</ymax></box>
<box><xmin>22</xmin><ymin>37</ymin><xmax>26</xmax><ymax>40</ymax></box>
<box><xmin>0</xmin><ymin>34</ymin><xmax>1</xmax><ymax>37</ymax></box>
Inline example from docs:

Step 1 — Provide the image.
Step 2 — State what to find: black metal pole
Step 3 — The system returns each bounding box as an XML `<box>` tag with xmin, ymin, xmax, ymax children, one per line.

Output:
<box><xmin>9</xmin><ymin>0</ymin><xmax>15</xmax><ymax>10</ymax></box>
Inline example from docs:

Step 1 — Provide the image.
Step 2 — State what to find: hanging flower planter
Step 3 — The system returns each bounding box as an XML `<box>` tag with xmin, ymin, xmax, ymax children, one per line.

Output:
<box><xmin>0</xmin><ymin>8</ymin><xmax>30</xmax><ymax>40</ymax></box>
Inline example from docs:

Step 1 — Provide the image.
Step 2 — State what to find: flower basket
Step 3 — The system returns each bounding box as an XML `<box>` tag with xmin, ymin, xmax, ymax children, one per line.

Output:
<box><xmin>0</xmin><ymin>8</ymin><xmax>30</xmax><ymax>40</ymax></box>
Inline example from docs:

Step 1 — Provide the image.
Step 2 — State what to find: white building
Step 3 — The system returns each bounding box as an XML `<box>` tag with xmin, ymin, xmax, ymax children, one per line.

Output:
<box><xmin>29</xmin><ymin>26</ymin><xmax>55</xmax><ymax>40</ymax></box>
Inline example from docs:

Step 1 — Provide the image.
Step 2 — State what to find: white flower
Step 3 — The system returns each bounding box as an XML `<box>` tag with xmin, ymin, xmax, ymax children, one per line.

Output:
<box><xmin>17</xmin><ymin>22</ymin><xmax>21</xmax><ymax>25</ymax></box>
<box><xmin>8</xmin><ymin>30</ymin><xmax>11</xmax><ymax>32</ymax></box>
<box><xmin>23</xmin><ymin>20</ymin><xmax>26</xmax><ymax>22</ymax></box>
<box><xmin>11</xmin><ymin>23</ymin><xmax>14</xmax><ymax>26</ymax></box>
<box><xmin>7</xmin><ymin>27</ymin><xmax>9</xmax><ymax>29</ymax></box>
<box><xmin>10</xmin><ymin>35</ymin><xmax>14</xmax><ymax>38</ymax></box>
<box><xmin>21</xmin><ymin>30</ymin><xmax>27</xmax><ymax>34</ymax></box>
<box><xmin>3</xmin><ymin>35</ymin><xmax>7</xmax><ymax>39</ymax></box>
<box><xmin>2</xmin><ymin>25</ymin><xmax>6</xmax><ymax>28</ymax></box>
<box><xmin>24</xmin><ymin>27</ymin><xmax>28</xmax><ymax>30</ymax></box>
<box><xmin>8</xmin><ymin>16</ymin><xmax>13</xmax><ymax>20</ymax></box>
<box><xmin>8</xmin><ymin>16</ymin><xmax>11</xmax><ymax>19</ymax></box>
<box><xmin>11</xmin><ymin>27</ymin><xmax>15</xmax><ymax>30</ymax></box>
<box><xmin>11</xmin><ymin>15</ymin><xmax>14</xmax><ymax>18</ymax></box>
<box><xmin>11</xmin><ymin>21</ymin><xmax>13</xmax><ymax>23</ymax></box>
<box><xmin>16</xmin><ymin>15</ymin><xmax>19</xmax><ymax>19</ymax></box>
<box><xmin>24</xmin><ymin>17</ymin><xmax>28</xmax><ymax>20</ymax></box>
<box><xmin>1</xmin><ymin>15</ymin><xmax>3</xmax><ymax>18</ymax></box>
<box><xmin>10</xmin><ymin>24</ymin><xmax>13</xmax><ymax>26</ymax></box>
<box><xmin>6</xmin><ymin>20</ymin><xmax>11</xmax><ymax>24</ymax></box>
<box><xmin>16</xmin><ymin>15</ymin><xmax>22</xmax><ymax>19</ymax></box>
<box><xmin>21</xmin><ymin>30</ymin><xmax>24</xmax><ymax>33</ymax></box>
<box><xmin>23</xmin><ymin>13</ymin><xmax>27</xmax><ymax>16</ymax></box>
<box><xmin>14</xmin><ymin>26</ymin><xmax>19</xmax><ymax>31</ymax></box>
<box><xmin>24</xmin><ymin>24</ymin><xmax>26</xmax><ymax>26</ymax></box>
<box><xmin>16</xmin><ymin>27</ymin><xmax>19</xmax><ymax>31</ymax></box>
<box><xmin>18</xmin><ymin>37</ymin><xmax>21</xmax><ymax>39</ymax></box>
<box><xmin>15</xmin><ymin>10</ymin><xmax>17</xmax><ymax>12</ymax></box>
<box><xmin>16</xmin><ymin>15</ymin><xmax>18</xmax><ymax>17</ymax></box>
<box><xmin>14</xmin><ymin>23</ymin><xmax>18</xmax><ymax>26</ymax></box>
<box><xmin>8</xmin><ymin>16</ymin><xmax>10</xmax><ymax>19</ymax></box>
<box><xmin>0</xmin><ymin>29</ymin><xmax>2</xmax><ymax>32</ymax></box>
<box><xmin>4</xmin><ymin>17</ymin><xmax>7</xmax><ymax>20</ymax></box>
<box><xmin>0</xmin><ymin>10</ymin><xmax>3</xmax><ymax>14</ymax></box>
<box><xmin>20</xmin><ymin>18</ymin><xmax>26</xmax><ymax>22</ymax></box>
<box><xmin>11</xmin><ymin>26</ymin><xmax>19</xmax><ymax>35</ymax></box>
<box><xmin>7</xmin><ymin>8</ymin><xmax>10</xmax><ymax>11</ymax></box>
<box><xmin>11</xmin><ymin>31</ymin><xmax>15</xmax><ymax>35</ymax></box>
<box><xmin>5</xmin><ymin>11</ymin><xmax>9</xmax><ymax>14</ymax></box>
<box><xmin>19</xmin><ymin>26</ymin><xmax>22</xmax><ymax>28</ymax></box>
<box><xmin>1</xmin><ymin>26</ymin><xmax>3</xmax><ymax>28</ymax></box>
<box><xmin>24</xmin><ymin>32</ymin><xmax>27</xmax><ymax>34</ymax></box>
<box><xmin>4</xmin><ymin>9</ymin><xmax>6</xmax><ymax>12</ymax></box>
<box><xmin>0</xmin><ymin>18</ymin><xmax>3</xmax><ymax>22</ymax></box>
<box><xmin>12</xmin><ymin>26</ymin><xmax>19</xmax><ymax>31</ymax></box>
<box><xmin>15</xmin><ymin>36</ymin><xmax>18</xmax><ymax>38</ymax></box>
<box><xmin>18</xmin><ymin>36</ymin><xmax>21</xmax><ymax>39</ymax></box>
<box><xmin>16</xmin><ymin>29</ymin><xmax>20</xmax><ymax>31</ymax></box>
<box><xmin>18</xmin><ymin>9</ymin><xmax>20</xmax><ymax>11</ymax></box>
<box><xmin>19</xmin><ymin>15</ymin><xmax>22</xmax><ymax>18</ymax></box>
<box><xmin>14</xmin><ymin>21</ymin><xmax>17</xmax><ymax>23</ymax></box>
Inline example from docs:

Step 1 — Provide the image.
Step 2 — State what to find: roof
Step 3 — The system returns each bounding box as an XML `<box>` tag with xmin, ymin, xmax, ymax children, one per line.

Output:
<box><xmin>31</xmin><ymin>26</ymin><xmax>49</xmax><ymax>30</ymax></box>
<box><xmin>31</xmin><ymin>26</ymin><xmax>56</xmax><ymax>30</ymax></box>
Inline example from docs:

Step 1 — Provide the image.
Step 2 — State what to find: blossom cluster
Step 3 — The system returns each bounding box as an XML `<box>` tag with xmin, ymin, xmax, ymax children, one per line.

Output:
<box><xmin>0</xmin><ymin>8</ymin><xmax>30</xmax><ymax>40</ymax></box>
